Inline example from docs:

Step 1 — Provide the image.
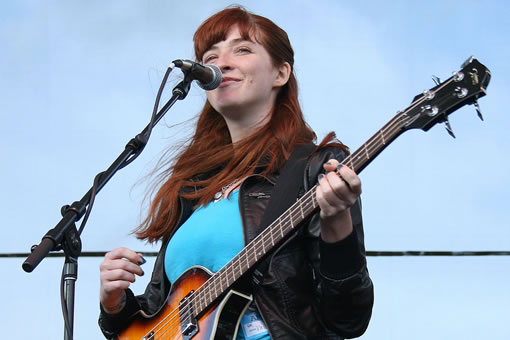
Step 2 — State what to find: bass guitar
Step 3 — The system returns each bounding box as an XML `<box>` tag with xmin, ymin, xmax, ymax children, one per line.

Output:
<box><xmin>117</xmin><ymin>56</ymin><xmax>491</xmax><ymax>340</ymax></box>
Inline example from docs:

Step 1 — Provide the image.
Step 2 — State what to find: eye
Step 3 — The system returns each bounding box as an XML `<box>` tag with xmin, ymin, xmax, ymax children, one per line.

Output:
<box><xmin>203</xmin><ymin>54</ymin><xmax>217</xmax><ymax>63</ymax></box>
<box><xmin>236</xmin><ymin>46</ymin><xmax>252</xmax><ymax>54</ymax></box>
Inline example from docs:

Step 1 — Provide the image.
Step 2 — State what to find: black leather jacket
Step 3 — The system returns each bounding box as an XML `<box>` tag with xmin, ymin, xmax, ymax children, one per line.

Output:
<box><xmin>99</xmin><ymin>147</ymin><xmax>374</xmax><ymax>339</ymax></box>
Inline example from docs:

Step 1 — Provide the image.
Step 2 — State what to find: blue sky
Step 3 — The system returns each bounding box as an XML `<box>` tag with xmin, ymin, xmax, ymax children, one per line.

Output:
<box><xmin>1</xmin><ymin>1</ymin><xmax>509</xmax><ymax>339</ymax></box>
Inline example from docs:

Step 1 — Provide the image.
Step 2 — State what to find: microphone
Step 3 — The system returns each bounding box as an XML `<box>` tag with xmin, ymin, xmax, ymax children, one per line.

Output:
<box><xmin>172</xmin><ymin>59</ymin><xmax>222</xmax><ymax>90</ymax></box>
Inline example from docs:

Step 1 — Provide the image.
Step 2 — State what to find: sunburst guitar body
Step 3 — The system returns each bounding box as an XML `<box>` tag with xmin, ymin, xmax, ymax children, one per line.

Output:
<box><xmin>117</xmin><ymin>266</ymin><xmax>252</xmax><ymax>340</ymax></box>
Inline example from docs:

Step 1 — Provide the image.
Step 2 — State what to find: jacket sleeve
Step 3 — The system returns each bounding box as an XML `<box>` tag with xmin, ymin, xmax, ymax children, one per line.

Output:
<box><xmin>304</xmin><ymin>146</ymin><xmax>374</xmax><ymax>338</ymax></box>
<box><xmin>98</xmin><ymin>241</ymin><xmax>171</xmax><ymax>339</ymax></box>
<box><xmin>98</xmin><ymin>195</ymin><xmax>195</xmax><ymax>338</ymax></box>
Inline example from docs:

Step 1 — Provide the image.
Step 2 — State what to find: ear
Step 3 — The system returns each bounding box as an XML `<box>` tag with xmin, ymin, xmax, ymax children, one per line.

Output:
<box><xmin>272</xmin><ymin>62</ymin><xmax>291</xmax><ymax>88</ymax></box>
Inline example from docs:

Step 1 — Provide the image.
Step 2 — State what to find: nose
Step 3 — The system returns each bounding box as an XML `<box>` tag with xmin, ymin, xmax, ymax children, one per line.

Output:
<box><xmin>215</xmin><ymin>51</ymin><xmax>234</xmax><ymax>73</ymax></box>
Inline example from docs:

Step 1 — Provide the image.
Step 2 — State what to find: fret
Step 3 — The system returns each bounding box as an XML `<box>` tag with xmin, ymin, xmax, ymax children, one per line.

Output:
<box><xmin>291</xmin><ymin>206</ymin><xmax>300</xmax><ymax>226</ymax></box>
<box><xmin>227</xmin><ymin>262</ymin><xmax>234</xmax><ymax>284</ymax></box>
<box><xmin>237</xmin><ymin>254</ymin><xmax>243</xmax><ymax>276</ymax></box>
<box><xmin>252</xmin><ymin>241</ymin><xmax>259</xmax><ymax>261</ymax></box>
<box><xmin>219</xmin><ymin>272</ymin><xmax>224</xmax><ymax>292</ymax></box>
<box><xmin>192</xmin><ymin>289</ymin><xmax>201</xmax><ymax>315</ymax></box>
<box><xmin>244</xmin><ymin>247</ymin><xmax>250</xmax><ymax>271</ymax></box>
<box><xmin>225</xmin><ymin>266</ymin><xmax>232</xmax><ymax>286</ymax></box>
<box><xmin>364</xmin><ymin>143</ymin><xmax>370</xmax><ymax>160</ymax></box>
<box><xmin>379</xmin><ymin>130</ymin><xmax>386</xmax><ymax>145</ymax></box>
<box><xmin>269</xmin><ymin>223</ymin><xmax>275</xmax><ymax>246</ymax></box>
<box><xmin>196</xmin><ymin>299</ymin><xmax>202</xmax><ymax>315</ymax></box>
<box><xmin>196</xmin><ymin>287</ymin><xmax>203</xmax><ymax>308</ymax></box>
<box><xmin>247</xmin><ymin>242</ymin><xmax>256</xmax><ymax>265</ymax></box>
<box><xmin>201</xmin><ymin>287</ymin><xmax>208</xmax><ymax>311</ymax></box>
<box><xmin>212</xmin><ymin>274</ymin><xmax>218</xmax><ymax>301</ymax></box>
<box><xmin>299</xmin><ymin>200</ymin><xmax>305</xmax><ymax>219</ymax></box>
<box><xmin>192</xmin><ymin>292</ymin><xmax>200</xmax><ymax>315</ymax></box>
<box><xmin>194</xmin><ymin>287</ymin><xmax>202</xmax><ymax>313</ymax></box>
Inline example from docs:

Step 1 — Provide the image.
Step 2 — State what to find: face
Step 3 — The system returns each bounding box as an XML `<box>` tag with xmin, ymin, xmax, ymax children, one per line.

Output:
<box><xmin>202</xmin><ymin>26</ymin><xmax>287</xmax><ymax>122</ymax></box>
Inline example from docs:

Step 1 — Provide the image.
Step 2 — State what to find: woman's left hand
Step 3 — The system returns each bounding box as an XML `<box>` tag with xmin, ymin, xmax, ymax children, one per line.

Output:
<box><xmin>316</xmin><ymin>159</ymin><xmax>362</xmax><ymax>242</ymax></box>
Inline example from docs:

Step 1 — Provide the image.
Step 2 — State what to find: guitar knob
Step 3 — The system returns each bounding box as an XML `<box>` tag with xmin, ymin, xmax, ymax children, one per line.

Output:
<box><xmin>454</xmin><ymin>86</ymin><xmax>468</xmax><ymax>98</ymax></box>
<box><xmin>443</xmin><ymin>117</ymin><xmax>456</xmax><ymax>138</ymax></box>
<box><xmin>421</xmin><ymin>105</ymin><xmax>439</xmax><ymax>117</ymax></box>
<box><xmin>453</xmin><ymin>71</ymin><xmax>465</xmax><ymax>82</ymax></box>
<box><xmin>474</xmin><ymin>100</ymin><xmax>484</xmax><ymax>121</ymax></box>
<box><xmin>423</xmin><ymin>89</ymin><xmax>435</xmax><ymax>100</ymax></box>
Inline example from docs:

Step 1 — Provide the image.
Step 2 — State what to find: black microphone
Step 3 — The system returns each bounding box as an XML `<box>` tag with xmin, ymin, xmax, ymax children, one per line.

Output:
<box><xmin>172</xmin><ymin>59</ymin><xmax>222</xmax><ymax>90</ymax></box>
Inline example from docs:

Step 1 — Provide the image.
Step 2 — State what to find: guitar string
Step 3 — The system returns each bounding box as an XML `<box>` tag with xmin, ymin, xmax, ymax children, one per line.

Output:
<box><xmin>142</xmin><ymin>78</ymin><xmax>456</xmax><ymax>339</ymax></box>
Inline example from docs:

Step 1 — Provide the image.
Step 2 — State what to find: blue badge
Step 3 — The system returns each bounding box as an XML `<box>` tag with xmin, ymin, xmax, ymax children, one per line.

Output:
<box><xmin>240</xmin><ymin>310</ymin><xmax>269</xmax><ymax>339</ymax></box>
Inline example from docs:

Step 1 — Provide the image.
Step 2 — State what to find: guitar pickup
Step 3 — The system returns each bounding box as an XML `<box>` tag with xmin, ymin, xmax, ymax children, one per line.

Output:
<box><xmin>179</xmin><ymin>290</ymin><xmax>198</xmax><ymax>339</ymax></box>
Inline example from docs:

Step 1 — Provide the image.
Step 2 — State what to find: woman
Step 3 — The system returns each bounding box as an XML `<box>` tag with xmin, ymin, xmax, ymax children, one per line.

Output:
<box><xmin>99</xmin><ymin>6</ymin><xmax>373</xmax><ymax>339</ymax></box>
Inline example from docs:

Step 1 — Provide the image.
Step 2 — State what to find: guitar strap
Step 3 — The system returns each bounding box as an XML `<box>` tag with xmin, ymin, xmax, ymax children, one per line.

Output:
<box><xmin>257</xmin><ymin>143</ymin><xmax>316</xmax><ymax>237</ymax></box>
<box><xmin>236</xmin><ymin>143</ymin><xmax>316</xmax><ymax>291</ymax></box>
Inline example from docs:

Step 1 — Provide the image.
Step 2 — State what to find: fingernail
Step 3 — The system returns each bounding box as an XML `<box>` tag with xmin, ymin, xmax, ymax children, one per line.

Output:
<box><xmin>318</xmin><ymin>174</ymin><xmax>324</xmax><ymax>180</ymax></box>
<box><xmin>138</xmin><ymin>256</ymin><xmax>146</xmax><ymax>265</ymax></box>
<box><xmin>337</xmin><ymin>164</ymin><xmax>343</xmax><ymax>170</ymax></box>
<box><xmin>325</xmin><ymin>161</ymin><xmax>332</xmax><ymax>166</ymax></box>
<box><xmin>140</xmin><ymin>269</ymin><xmax>145</xmax><ymax>276</ymax></box>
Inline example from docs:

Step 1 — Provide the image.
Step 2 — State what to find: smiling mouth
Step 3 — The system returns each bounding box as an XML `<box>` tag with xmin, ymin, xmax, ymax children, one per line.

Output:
<box><xmin>219</xmin><ymin>77</ymin><xmax>240</xmax><ymax>88</ymax></box>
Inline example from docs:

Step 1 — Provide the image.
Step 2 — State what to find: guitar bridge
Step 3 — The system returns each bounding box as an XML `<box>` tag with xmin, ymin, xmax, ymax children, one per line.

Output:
<box><xmin>179</xmin><ymin>290</ymin><xmax>198</xmax><ymax>339</ymax></box>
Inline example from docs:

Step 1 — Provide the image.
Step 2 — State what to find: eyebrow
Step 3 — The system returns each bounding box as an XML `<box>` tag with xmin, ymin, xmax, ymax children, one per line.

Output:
<box><xmin>205</xmin><ymin>38</ymin><xmax>254</xmax><ymax>54</ymax></box>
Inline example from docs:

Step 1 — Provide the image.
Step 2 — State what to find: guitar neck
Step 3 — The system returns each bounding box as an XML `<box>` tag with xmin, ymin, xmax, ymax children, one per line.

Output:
<box><xmin>344</xmin><ymin>113</ymin><xmax>406</xmax><ymax>174</ymax></box>
<box><xmin>187</xmin><ymin>56</ymin><xmax>492</xmax><ymax>317</ymax></box>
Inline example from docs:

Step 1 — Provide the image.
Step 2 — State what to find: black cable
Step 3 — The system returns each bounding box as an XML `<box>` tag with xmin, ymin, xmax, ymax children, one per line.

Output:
<box><xmin>60</xmin><ymin>266</ymin><xmax>74</xmax><ymax>339</ymax></box>
<box><xmin>6</xmin><ymin>251</ymin><xmax>510</xmax><ymax>258</ymax></box>
<box><xmin>76</xmin><ymin>66</ymin><xmax>174</xmax><ymax>237</ymax></box>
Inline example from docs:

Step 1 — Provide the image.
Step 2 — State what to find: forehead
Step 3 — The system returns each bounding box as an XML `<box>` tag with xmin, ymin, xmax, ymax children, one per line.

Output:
<box><xmin>206</xmin><ymin>27</ymin><xmax>254</xmax><ymax>51</ymax></box>
<box><xmin>196</xmin><ymin>22</ymin><xmax>263</xmax><ymax>60</ymax></box>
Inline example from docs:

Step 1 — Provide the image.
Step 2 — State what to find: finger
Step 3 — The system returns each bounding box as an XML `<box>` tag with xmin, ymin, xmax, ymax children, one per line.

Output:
<box><xmin>325</xmin><ymin>170</ymin><xmax>353</xmax><ymax>199</ymax></box>
<box><xmin>101</xmin><ymin>268</ymin><xmax>138</xmax><ymax>284</ymax></box>
<box><xmin>337</xmin><ymin>164</ymin><xmax>362</xmax><ymax>195</ymax></box>
<box><xmin>100</xmin><ymin>258</ymin><xmax>144</xmax><ymax>277</ymax></box>
<box><xmin>104</xmin><ymin>247</ymin><xmax>145</xmax><ymax>265</ymax></box>
<box><xmin>323</xmin><ymin>159</ymin><xmax>341</xmax><ymax>172</ymax></box>
<box><xmin>316</xmin><ymin>182</ymin><xmax>350</xmax><ymax>219</ymax></box>
<box><xmin>317</xmin><ymin>174</ymin><xmax>350</xmax><ymax>211</ymax></box>
<box><xmin>101</xmin><ymin>280</ymin><xmax>132</xmax><ymax>294</ymax></box>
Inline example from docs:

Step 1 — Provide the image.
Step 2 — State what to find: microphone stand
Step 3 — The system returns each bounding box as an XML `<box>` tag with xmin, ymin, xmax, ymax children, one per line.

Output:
<box><xmin>22</xmin><ymin>71</ymin><xmax>193</xmax><ymax>340</ymax></box>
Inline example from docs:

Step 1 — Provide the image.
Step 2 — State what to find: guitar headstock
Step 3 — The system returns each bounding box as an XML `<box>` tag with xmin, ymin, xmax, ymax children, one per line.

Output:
<box><xmin>400</xmin><ymin>56</ymin><xmax>490</xmax><ymax>136</ymax></box>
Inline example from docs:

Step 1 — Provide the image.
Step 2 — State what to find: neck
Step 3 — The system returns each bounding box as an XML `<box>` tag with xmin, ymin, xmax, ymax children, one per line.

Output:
<box><xmin>222</xmin><ymin>105</ymin><xmax>273</xmax><ymax>143</ymax></box>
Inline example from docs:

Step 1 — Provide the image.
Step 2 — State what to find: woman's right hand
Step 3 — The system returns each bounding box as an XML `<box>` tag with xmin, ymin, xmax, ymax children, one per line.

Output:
<box><xmin>99</xmin><ymin>247</ymin><xmax>145</xmax><ymax>314</ymax></box>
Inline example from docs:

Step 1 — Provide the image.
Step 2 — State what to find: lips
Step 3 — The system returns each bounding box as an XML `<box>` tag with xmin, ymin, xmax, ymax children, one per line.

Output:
<box><xmin>219</xmin><ymin>76</ymin><xmax>240</xmax><ymax>88</ymax></box>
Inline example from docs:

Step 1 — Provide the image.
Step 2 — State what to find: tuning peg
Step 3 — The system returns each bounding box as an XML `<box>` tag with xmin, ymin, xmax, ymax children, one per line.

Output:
<box><xmin>431</xmin><ymin>75</ymin><xmax>441</xmax><ymax>85</ymax></box>
<box><xmin>443</xmin><ymin>117</ymin><xmax>456</xmax><ymax>138</ymax></box>
<box><xmin>474</xmin><ymin>100</ymin><xmax>484</xmax><ymax>121</ymax></box>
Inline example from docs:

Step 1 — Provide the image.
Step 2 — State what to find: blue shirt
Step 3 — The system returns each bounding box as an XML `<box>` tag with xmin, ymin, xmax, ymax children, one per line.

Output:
<box><xmin>164</xmin><ymin>190</ymin><xmax>270</xmax><ymax>339</ymax></box>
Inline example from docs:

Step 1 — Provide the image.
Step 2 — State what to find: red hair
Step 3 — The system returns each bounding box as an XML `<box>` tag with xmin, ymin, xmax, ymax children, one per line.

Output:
<box><xmin>136</xmin><ymin>6</ymin><xmax>346</xmax><ymax>242</ymax></box>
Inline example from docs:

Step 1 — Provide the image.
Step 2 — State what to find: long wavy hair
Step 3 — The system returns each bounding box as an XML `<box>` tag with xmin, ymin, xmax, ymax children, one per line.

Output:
<box><xmin>136</xmin><ymin>6</ymin><xmax>346</xmax><ymax>242</ymax></box>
